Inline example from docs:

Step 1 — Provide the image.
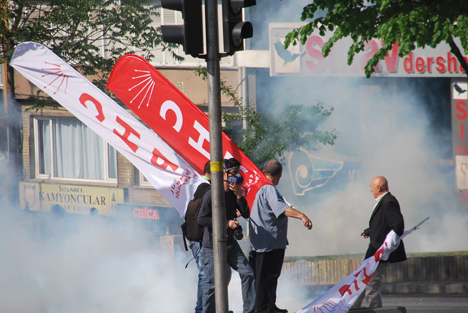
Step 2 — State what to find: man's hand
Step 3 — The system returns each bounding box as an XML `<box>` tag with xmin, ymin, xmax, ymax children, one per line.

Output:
<box><xmin>361</xmin><ymin>230</ymin><xmax>369</xmax><ymax>239</ymax></box>
<box><xmin>302</xmin><ymin>215</ymin><xmax>313</xmax><ymax>230</ymax></box>
<box><xmin>229</xmin><ymin>183</ymin><xmax>243</xmax><ymax>199</ymax></box>
<box><xmin>285</xmin><ymin>207</ymin><xmax>313</xmax><ymax>230</ymax></box>
<box><xmin>228</xmin><ymin>219</ymin><xmax>240</xmax><ymax>229</ymax></box>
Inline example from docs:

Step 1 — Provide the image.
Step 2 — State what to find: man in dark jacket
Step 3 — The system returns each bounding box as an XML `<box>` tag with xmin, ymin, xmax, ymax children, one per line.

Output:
<box><xmin>198</xmin><ymin>158</ymin><xmax>255</xmax><ymax>313</ymax></box>
<box><xmin>354</xmin><ymin>176</ymin><xmax>406</xmax><ymax>308</ymax></box>
<box><xmin>189</xmin><ymin>161</ymin><xmax>211</xmax><ymax>313</ymax></box>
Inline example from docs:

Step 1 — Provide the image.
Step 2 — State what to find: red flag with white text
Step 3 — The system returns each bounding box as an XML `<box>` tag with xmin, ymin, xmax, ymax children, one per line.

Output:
<box><xmin>107</xmin><ymin>54</ymin><xmax>272</xmax><ymax>208</ymax></box>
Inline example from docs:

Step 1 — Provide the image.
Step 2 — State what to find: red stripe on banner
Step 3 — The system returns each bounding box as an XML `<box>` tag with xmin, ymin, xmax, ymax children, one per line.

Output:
<box><xmin>10</xmin><ymin>42</ymin><xmax>206</xmax><ymax>217</ymax></box>
<box><xmin>107</xmin><ymin>54</ymin><xmax>272</xmax><ymax>208</ymax></box>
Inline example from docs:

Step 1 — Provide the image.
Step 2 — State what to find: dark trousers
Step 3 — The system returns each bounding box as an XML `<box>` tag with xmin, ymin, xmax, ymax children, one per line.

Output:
<box><xmin>250</xmin><ymin>249</ymin><xmax>285</xmax><ymax>313</ymax></box>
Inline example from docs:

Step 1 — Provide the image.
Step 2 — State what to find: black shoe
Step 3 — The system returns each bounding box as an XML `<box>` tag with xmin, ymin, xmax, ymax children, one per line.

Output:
<box><xmin>268</xmin><ymin>306</ymin><xmax>288</xmax><ymax>313</ymax></box>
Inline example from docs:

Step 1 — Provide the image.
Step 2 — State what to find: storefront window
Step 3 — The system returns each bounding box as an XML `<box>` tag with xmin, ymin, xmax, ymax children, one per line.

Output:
<box><xmin>34</xmin><ymin>117</ymin><xmax>117</xmax><ymax>181</ymax></box>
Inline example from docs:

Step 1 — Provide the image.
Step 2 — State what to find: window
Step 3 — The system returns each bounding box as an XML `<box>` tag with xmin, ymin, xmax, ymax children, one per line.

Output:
<box><xmin>34</xmin><ymin>117</ymin><xmax>117</xmax><ymax>182</ymax></box>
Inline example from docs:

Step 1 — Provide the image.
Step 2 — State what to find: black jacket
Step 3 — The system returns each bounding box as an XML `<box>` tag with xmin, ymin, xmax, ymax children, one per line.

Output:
<box><xmin>364</xmin><ymin>192</ymin><xmax>407</xmax><ymax>263</ymax></box>
<box><xmin>197</xmin><ymin>189</ymin><xmax>250</xmax><ymax>248</ymax></box>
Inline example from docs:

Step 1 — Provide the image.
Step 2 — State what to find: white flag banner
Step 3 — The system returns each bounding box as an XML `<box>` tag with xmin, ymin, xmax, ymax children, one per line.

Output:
<box><xmin>298</xmin><ymin>229</ymin><xmax>411</xmax><ymax>313</ymax></box>
<box><xmin>11</xmin><ymin>42</ymin><xmax>206</xmax><ymax>217</ymax></box>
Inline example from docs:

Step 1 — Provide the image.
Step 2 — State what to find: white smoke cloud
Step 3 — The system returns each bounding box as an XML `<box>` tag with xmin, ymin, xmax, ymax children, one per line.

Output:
<box><xmin>278</xmin><ymin>77</ymin><xmax>468</xmax><ymax>257</ymax></box>
<box><xmin>0</xmin><ymin>209</ymin><xmax>200</xmax><ymax>313</ymax></box>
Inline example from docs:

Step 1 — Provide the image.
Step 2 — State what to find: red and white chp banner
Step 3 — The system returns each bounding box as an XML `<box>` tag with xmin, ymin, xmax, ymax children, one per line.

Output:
<box><xmin>107</xmin><ymin>54</ymin><xmax>272</xmax><ymax>208</ymax></box>
<box><xmin>11</xmin><ymin>42</ymin><xmax>207</xmax><ymax>217</ymax></box>
<box><xmin>298</xmin><ymin>230</ymin><xmax>410</xmax><ymax>313</ymax></box>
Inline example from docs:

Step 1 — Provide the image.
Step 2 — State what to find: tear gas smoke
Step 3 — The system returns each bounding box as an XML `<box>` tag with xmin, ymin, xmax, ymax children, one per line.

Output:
<box><xmin>269</xmin><ymin>76</ymin><xmax>468</xmax><ymax>257</ymax></box>
<box><xmin>0</xmin><ymin>208</ymin><xmax>198</xmax><ymax>313</ymax></box>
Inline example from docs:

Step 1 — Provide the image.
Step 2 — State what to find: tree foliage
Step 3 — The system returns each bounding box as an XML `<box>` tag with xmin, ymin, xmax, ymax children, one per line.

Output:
<box><xmin>284</xmin><ymin>0</ymin><xmax>468</xmax><ymax>78</ymax></box>
<box><xmin>195</xmin><ymin>67</ymin><xmax>338</xmax><ymax>168</ymax></box>
<box><xmin>0</xmin><ymin>0</ymin><xmax>179</xmax><ymax>99</ymax></box>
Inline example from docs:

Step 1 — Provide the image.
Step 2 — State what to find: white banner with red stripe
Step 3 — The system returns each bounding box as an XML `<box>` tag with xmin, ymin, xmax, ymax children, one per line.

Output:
<box><xmin>298</xmin><ymin>229</ymin><xmax>414</xmax><ymax>313</ymax></box>
<box><xmin>11</xmin><ymin>42</ymin><xmax>206</xmax><ymax>217</ymax></box>
<box><xmin>106</xmin><ymin>55</ymin><xmax>272</xmax><ymax>209</ymax></box>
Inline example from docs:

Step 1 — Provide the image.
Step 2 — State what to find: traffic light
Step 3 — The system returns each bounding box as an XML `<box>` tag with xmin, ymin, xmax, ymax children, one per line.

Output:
<box><xmin>160</xmin><ymin>0</ymin><xmax>204</xmax><ymax>58</ymax></box>
<box><xmin>222</xmin><ymin>0</ymin><xmax>256</xmax><ymax>55</ymax></box>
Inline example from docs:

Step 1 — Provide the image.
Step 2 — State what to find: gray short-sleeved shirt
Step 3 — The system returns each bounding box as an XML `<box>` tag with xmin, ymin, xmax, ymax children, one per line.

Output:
<box><xmin>249</xmin><ymin>184</ymin><xmax>289</xmax><ymax>252</ymax></box>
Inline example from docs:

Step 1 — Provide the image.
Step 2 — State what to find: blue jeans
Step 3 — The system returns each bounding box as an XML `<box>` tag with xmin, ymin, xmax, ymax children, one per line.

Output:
<box><xmin>190</xmin><ymin>241</ymin><xmax>205</xmax><ymax>313</ymax></box>
<box><xmin>202</xmin><ymin>241</ymin><xmax>255</xmax><ymax>313</ymax></box>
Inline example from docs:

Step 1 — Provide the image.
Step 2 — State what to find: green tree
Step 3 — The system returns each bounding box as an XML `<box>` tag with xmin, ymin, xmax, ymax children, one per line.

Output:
<box><xmin>1</xmin><ymin>0</ymin><xmax>179</xmax><ymax>100</ymax></box>
<box><xmin>195</xmin><ymin>67</ymin><xmax>338</xmax><ymax>168</ymax></box>
<box><xmin>284</xmin><ymin>0</ymin><xmax>468</xmax><ymax>78</ymax></box>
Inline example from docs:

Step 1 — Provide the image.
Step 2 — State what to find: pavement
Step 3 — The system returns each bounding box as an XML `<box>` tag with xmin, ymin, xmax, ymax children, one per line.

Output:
<box><xmin>306</xmin><ymin>281</ymin><xmax>468</xmax><ymax>313</ymax></box>
<box><xmin>381</xmin><ymin>281</ymin><xmax>468</xmax><ymax>294</ymax></box>
<box><xmin>307</xmin><ymin>280</ymin><xmax>468</xmax><ymax>295</ymax></box>
<box><xmin>350</xmin><ymin>307</ymin><xmax>407</xmax><ymax>313</ymax></box>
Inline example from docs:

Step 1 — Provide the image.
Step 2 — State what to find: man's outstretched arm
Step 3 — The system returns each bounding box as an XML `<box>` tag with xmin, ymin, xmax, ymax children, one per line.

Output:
<box><xmin>284</xmin><ymin>207</ymin><xmax>313</xmax><ymax>230</ymax></box>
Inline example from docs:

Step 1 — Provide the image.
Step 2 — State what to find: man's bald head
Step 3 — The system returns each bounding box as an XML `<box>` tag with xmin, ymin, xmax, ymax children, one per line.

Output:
<box><xmin>370</xmin><ymin>176</ymin><xmax>389</xmax><ymax>198</ymax></box>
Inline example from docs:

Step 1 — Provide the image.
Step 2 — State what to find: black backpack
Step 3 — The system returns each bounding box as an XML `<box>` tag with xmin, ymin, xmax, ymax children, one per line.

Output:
<box><xmin>181</xmin><ymin>183</ymin><xmax>211</xmax><ymax>251</ymax></box>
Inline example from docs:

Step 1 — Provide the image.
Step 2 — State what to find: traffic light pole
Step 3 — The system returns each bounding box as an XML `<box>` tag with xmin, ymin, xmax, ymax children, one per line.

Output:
<box><xmin>206</xmin><ymin>0</ymin><xmax>229</xmax><ymax>312</ymax></box>
<box><xmin>160</xmin><ymin>1</ymin><xmax>255</xmax><ymax>311</ymax></box>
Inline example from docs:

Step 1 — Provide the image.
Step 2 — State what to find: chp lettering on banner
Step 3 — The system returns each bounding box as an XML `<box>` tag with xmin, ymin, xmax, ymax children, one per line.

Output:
<box><xmin>298</xmin><ymin>230</ymin><xmax>403</xmax><ymax>313</ymax></box>
<box><xmin>10</xmin><ymin>42</ymin><xmax>206</xmax><ymax>217</ymax></box>
<box><xmin>298</xmin><ymin>219</ymin><xmax>428</xmax><ymax>313</ymax></box>
<box><xmin>106</xmin><ymin>55</ymin><xmax>272</xmax><ymax>209</ymax></box>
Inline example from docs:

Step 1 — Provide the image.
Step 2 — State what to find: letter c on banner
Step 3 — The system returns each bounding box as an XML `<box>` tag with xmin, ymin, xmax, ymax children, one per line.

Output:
<box><xmin>79</xmin><ymin>93</ymin><xmax>105</xmax><ymax>122</ymax></box>
<box><xmin>160</xmin><ymin>100</ymin><xmax>183</xmax><ymax>132</ymax></box>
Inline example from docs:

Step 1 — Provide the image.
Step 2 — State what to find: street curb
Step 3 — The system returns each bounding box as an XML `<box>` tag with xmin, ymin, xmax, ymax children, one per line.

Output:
<box><xmin>349</xmin><ymin>307</ymin><xmax>407</xmax><ymax>313</ymax></box>
<box><xmin>306</xmin><ymin>281</ymin><xmax>468</xmax><ymax>295</ymax></box>
<box><xmin>381</xmin><ymin>281</ymin><xmax>468</xmax><ymax>294</ymax></box>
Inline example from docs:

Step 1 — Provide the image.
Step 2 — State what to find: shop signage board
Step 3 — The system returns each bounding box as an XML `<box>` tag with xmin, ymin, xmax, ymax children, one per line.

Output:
<box><xmin>19</xmin><ymin>182</ymin><xmax>123</xmax><ymax>216</ymax></box>
<box><xmin>270</xmin><ymin>23</ymin><xmax>468</xmax><ymax>78</ymax></box>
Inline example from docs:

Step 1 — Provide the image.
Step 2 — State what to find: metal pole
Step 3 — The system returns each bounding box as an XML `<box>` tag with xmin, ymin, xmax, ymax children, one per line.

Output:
<box><xmin>205</xmin><ymin>0</ymin><xmax>229</xmax><ymax>312</ymax></box>
<box><xmin>240</xmin><ymin>66</ymin><xmax>248</xmax><ymax>129</ymax></box>
<box><xmin>2</xmin><ymin>62</ymin><xmax>7</xmax><ymax>114</ymax></box>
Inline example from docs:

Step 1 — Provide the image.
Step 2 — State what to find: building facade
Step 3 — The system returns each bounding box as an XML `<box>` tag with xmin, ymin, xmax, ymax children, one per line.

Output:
<box><xmin>4</xmin><ymin>1</ymin><xmax>468</xmax><ymax>256</ymax></box>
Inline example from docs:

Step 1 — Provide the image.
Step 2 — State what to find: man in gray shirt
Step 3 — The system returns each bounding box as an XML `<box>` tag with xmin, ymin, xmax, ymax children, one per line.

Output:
<box><xmin>249</xmin><ymin>160</ymin><xmax>313</xmax><ymax>313</ymax></box>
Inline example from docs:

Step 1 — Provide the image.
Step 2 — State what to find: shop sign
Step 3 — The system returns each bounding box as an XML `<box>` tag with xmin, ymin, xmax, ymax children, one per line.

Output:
<box><xmin>117</xmin><ymin>204</ymin><xmax>182</xmax><ymax>223</ymax></box>
<box><xmin>19</xmin><ymin>182</ymin><xmax>123</xmax><ymax>216</ymax></box>
<box><xmin>452</xmin><ymin>78</ymin><xmax>468</xmax><ymax>200</ymax></box>
<box><xmin>132</xmin><ymin>206</ymin><xmax>160</xmax><ymax>220</ymax></box>
<box><xmin>270</xmin><ymin>23</ymin><xmax>468</xmax><ymax>77</ymax></box>
<box><xmin>452</xmin><ymin>79</ymin><xmax>468</xmax><ymax>158</ymax></box>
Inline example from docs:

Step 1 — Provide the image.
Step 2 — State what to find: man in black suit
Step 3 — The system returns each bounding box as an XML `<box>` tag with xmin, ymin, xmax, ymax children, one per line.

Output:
<box><xmin>354</xmin><ymin>176</ymin><xmax>406</xmax><ymax>308</ymax></box>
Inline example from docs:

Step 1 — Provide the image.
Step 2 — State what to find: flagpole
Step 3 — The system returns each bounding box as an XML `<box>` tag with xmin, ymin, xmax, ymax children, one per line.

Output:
<box><xmin>206</xmin><ymin>0</ymin><xmax>229</xmax><ymax>312</ymax></box>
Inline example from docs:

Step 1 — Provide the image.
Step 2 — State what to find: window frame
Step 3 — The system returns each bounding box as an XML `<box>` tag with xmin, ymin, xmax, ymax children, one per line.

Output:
<box><xmin>137</xmin><ymin>170</ymin><xmax>153</xmax><ymax>188</ymax></box>
<box><xmin>33</xmin><ymin>116</ymin><xmax>118</xmax><ymax>183</ymax></box>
